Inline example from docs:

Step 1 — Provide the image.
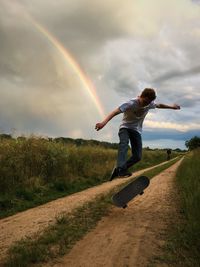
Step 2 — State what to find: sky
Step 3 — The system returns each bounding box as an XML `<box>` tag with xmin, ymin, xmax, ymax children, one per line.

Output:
<box><xmin>0</xmin><ymin>0</ymin><xmax>200</xmax><ymax>149</ymax></box>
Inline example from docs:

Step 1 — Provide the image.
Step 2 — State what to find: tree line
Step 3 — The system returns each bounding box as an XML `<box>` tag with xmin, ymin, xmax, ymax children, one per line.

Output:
<box><xmin>1</xmin><ymin>133</ymin><xmax>197</xmax><ymax>151</ymax></box>
<box><xmin>185</xmin><ymin>136</ymin><xmax>200</xmax><ymax>150</ymax></box>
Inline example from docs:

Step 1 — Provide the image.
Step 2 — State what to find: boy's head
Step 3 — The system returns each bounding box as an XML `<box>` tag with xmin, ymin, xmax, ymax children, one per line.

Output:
<box><xmin>141</xmin><ymin>88</ymin><xmax>156</xmax><ymax>101</ymax></box>
<box><xmin>139</xmin><ymin>88</ymin><xmax>156</xmax><ymax>106</ymax></box>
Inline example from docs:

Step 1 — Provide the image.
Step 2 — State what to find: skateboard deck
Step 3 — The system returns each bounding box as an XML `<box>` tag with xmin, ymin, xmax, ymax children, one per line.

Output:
<box><xmin>112</xmin><ymin>176</ymin><xmax>150</xmax><ymax>208</ymax></box>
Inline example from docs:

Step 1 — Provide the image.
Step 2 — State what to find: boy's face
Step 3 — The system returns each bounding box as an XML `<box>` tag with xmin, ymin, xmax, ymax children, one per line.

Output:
<box><xmin>139</xmin><ymin>96</ymin><xmax>154</xmax><ymax>107</ymax></box>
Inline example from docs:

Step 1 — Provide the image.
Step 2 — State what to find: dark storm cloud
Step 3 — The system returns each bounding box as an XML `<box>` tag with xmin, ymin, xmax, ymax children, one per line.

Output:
<box><xmin>19</xmin><ymin>0</ymin><xmax>134</xmax><ymax>59</ymax></box>
<box><xmin>143</xmin><ymin>128</ymin><xmax>200</xmax><ymax>142</ymax></box>
<box><xmin>192</xmin><ymin>0</ymin><xmax>200</xmax><ymax>4</ymax></box>
<box><xmin>0</xmin><ymin>6</ymin><xmax>56</xmax><ymax>87</ymax></box>
<box><xmin>104</xmin><ymin>64</ymin><xmax>138</xmax><ymax>96</ymax></box>
<box><xmin>153</xmin><ymin>86</ymin><xmax>200</xmax><ymax>108</ymax></box>
<box><xmin>0</xmin><ymin>0</ymin><xmax>200</xmax><ymax>145</ymax></box>
<box><xmin>153</xmin><ymin>65</ymin><xmax>200</xmax><ymax>84</ymax></box>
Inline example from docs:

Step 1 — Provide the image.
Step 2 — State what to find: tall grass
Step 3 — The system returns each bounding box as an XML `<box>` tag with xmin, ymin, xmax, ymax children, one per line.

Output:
<box><xmin>0</xmin><ymin>138</ymin><xmax>117</xmax><ymax>192</ymax></box>
<box><xmin>174</xmin><ymin>149</ymin><xmax>200</xmax><ymax>266</ymax></box>
<box><xmin>0</xmin><ymin>137</ymin><xmax>180</xmax><ymax>218</ymax></box>
<box><xmin>158</xmin><ymin>149</ymin><xmax>200</xmax><ymax>266</ymax></box>
<box><xmin>0</xmin><ymin>138</ymin><xmax>69</xmax><ymax>193</ymax></box>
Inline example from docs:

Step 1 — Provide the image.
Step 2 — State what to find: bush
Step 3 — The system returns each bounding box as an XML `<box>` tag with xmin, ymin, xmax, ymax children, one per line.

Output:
<box><xmin>185</xmin><ymin>136</ymin><xmax>200</xmax><ymax>150</ymax></box>
<box><xmin>0</xmin><ymin>137</ymin><xmax>69</xmax><ymax>194</ymax></box>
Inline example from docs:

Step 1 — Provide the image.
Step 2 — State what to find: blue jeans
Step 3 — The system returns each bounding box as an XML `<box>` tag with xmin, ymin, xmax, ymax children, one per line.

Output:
<box><xmin>117</xmin><ymin>128</ymin><xmax>142</xmax><ymax>170</ymax></box>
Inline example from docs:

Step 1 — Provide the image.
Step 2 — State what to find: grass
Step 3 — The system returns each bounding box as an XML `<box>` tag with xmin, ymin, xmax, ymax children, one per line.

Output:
<box><xmin>0</xmin><ymin>137</ymin><xmax>182</xmax><ymax>219</ymax></box>
<box><xmin>5</xmin><ymin>196</ymin><xmax>112</xmax><ymax>267</ymax></box>
<box><xmin>4</xmin><ymin>157</ymin><xmax>181</xmax><ymax>267</ymax></box>
<box><xmin>151</xmin><ymin>149</ymin><xmax>200</xmax><ymax>267</ymax></box>
<box><xmin>141</xmin><ymin>157</ymin><xmax>180</xmax><ymax>179</ymax></box>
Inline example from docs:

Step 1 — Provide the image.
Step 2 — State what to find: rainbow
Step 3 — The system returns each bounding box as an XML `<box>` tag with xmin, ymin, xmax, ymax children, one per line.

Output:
<box><xmin>29</xmin><ymin>18</ymin><xmax>105</xmax><ymax>118</ymax></box>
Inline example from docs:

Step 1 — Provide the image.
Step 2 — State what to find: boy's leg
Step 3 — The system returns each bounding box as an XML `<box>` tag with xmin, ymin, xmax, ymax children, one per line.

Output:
<box><xmin>126</xmin><ymin>129</ymin><xmax>142</xmax><ymax>169</ymax></box>
<box><xmin>110</xmin><ymin>128</ymin><xmax>131</xmax><ymax>180</ymax></box>
<box><xmin>116</xmin><ymin>128</ymin><xmax>129</xmax><ymax>170</ymax></box>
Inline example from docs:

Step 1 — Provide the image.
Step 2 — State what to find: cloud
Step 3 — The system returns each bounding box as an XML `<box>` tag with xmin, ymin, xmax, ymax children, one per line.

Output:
<box><xmin>143</xmin><ymin>128</ymin><xmax>200</xmax><ymax>142</ymax></box>
<box><xmin>191</xmin><ymin>0</ymin><xmax>200</xmax><ymax>4</ymax></box>
<box><xmin>0</xmin><ymin>0</ymin><xmax>199</xmax><ymax>148</ymax></box>
<box><xmin>153</xmin><ymin>65</ymin><xmax>200</xmax><ymax>84</ymax></box>
<box><xmin>144</xmin><ymin>119</ymin><xmax>200</xmax><ymax>132</ymax></box>
<box><xmin>143</xmin><ymin>139</ymin><xmax>187</xmax><ymax>150</ymax></box>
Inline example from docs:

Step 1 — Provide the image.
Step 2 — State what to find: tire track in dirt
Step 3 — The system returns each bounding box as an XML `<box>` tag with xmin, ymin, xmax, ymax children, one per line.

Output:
<box><xmin>0</xmin><ymin>159</ymin><xmax>179</xmax><ymax>263</ymax></box>
<box><xmin>45</xmin><ymin>159</ymin><xmax>183</xmax><ymax>267</ymax></box>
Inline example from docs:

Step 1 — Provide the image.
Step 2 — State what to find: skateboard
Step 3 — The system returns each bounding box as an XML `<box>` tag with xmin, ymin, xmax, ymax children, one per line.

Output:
<box><xmin>112</xmin><ymin>176</ymin><xmax>150</xmax><ymax>208</ymax></box>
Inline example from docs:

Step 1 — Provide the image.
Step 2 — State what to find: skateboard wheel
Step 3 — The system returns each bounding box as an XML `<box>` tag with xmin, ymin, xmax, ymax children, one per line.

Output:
<box><xmin>122</xmin><ymin>204</ymin><xmax>127</xmax><ymax>209</ymax></box>
<box><xmin>139</xmin><ymin>191</ymin><xmax>144</xmax><ymax>195</ymax></box>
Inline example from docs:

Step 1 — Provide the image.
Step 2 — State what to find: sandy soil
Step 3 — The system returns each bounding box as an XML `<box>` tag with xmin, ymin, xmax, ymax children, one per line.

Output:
<box><xmin>0</xmin><ymin>159</ymin><xmax>182</xmax><ymax>265</ymax></box>
<box><xmin>45</xmin><ymin>159</ymin><xmax>182</xmax><ymax>267</ymax></box>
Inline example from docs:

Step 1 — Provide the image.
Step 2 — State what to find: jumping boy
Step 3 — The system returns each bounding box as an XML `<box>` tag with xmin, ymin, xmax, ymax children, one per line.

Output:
<box><xmin>95</xmin><ymin>88</ymin><xmax>180</xmax><ymax>180</ymax></box>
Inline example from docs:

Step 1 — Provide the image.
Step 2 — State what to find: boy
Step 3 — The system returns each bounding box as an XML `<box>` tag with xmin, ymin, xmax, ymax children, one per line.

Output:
<box><xmin>95</xmin><ymin>88</ymin><xmax>180</xmax><ymax>180</ymax></box>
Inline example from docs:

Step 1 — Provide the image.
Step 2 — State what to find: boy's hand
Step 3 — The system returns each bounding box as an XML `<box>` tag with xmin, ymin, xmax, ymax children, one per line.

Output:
<box><xmin>173</xmin><ymin>104</ymin><xmax>181</xmax><ymax>110</ymax></box>
<box><xmin>95</xmin><ymin>122</ymin><xmax>106</xmax><ymax>131</ymax></box>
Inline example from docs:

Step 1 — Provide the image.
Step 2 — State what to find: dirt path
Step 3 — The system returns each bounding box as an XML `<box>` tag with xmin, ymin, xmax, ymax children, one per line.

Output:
<box><xmin>0</xmin><ymin>159</ymin><xmax>180</xmax><ymax>264</ymax></box>
<box><xmin>45</xmin><ymin>159</ymin><xmax>182</xmax><ymax>267</ymax></box>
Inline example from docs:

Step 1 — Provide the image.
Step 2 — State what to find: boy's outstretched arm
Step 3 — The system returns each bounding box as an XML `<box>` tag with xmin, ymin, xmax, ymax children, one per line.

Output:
<box><xmin>95</xmin><ymin>107</ymin><xmax>121</xmax><ymax>131</ymax></box>
<box><xmin>156</xmin><ymin>103</ymin><xmax>181</xmax><ymax>110</ymax></box>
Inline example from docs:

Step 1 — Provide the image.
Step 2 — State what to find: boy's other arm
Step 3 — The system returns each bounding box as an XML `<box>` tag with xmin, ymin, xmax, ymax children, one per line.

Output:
<box><xmin>156</xmin><ymin>103</ymin><xmax>181</xmax><ymax>110</ymax></box>
<box><xmin>95</xmin><ymin>107</ymin><xmax>122</xmax><ymax>131</ymax></box>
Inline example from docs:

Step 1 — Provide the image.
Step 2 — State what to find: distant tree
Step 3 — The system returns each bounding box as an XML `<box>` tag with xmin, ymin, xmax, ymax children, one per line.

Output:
<box><xmin>17</xmin><ymin>136</ymin><xmax>26</xmax><ymax>141</ymax></box>
<box><xmin>53</xmin><ymin>137</ymin><xmax>119</xmax><ymax>149</ymax></box>
<box><xmin>174</xmin><ymin>148</ymin><xmax>182</xmax><ymax>152</ymax></box>
<box><xmin>0</xmin><ymin>134</ymin><xmax>12</xmax><ymax>140</ymax></box>
<box><xmin>75</xmin><ymin>138</ymin><xmax>84</xmax><ymax>146</ymax></box>
<box><xmin>185</xmin><ymin>136</ymin><xmax>200</xmax><ymax>150</ymax></box>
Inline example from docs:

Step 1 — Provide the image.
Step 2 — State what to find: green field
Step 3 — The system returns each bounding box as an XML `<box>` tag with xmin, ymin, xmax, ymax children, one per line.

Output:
<box><xmin>155</xmin><ymin>148</ymin><xmax>200</xmax><ymax>266</ymax></box>
<box><xmin>4</xmin><ymin>157</ymin><xmax>181</xmax><ymax>267</ymax></box>
<box><xmin>1</xmin><ymin>136</ymin><xmax>199</xmax><ymax>267</ymax></box>
<box><xmin>0</xmin><ymin>136</ymin><xmax>182</xmax><ymax>218</ymax></box>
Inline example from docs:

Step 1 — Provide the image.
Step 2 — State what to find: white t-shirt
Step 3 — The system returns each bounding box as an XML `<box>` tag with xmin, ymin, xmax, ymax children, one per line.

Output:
<box><xmin>119</xmin><ymin>98</ymin><xmax>156</xmax><ymax>133</ymax></box>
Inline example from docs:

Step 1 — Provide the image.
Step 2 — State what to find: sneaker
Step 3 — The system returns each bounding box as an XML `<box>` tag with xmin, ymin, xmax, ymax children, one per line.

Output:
<box><xmin>118</xmin><ymin>168</ymin><xmax>132</xmax><ymax>178</ymax></box>
<box><xmin>109</xmin><ymin>167</ymin><xmax>118</xmax><ymax>181</ymax></box>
